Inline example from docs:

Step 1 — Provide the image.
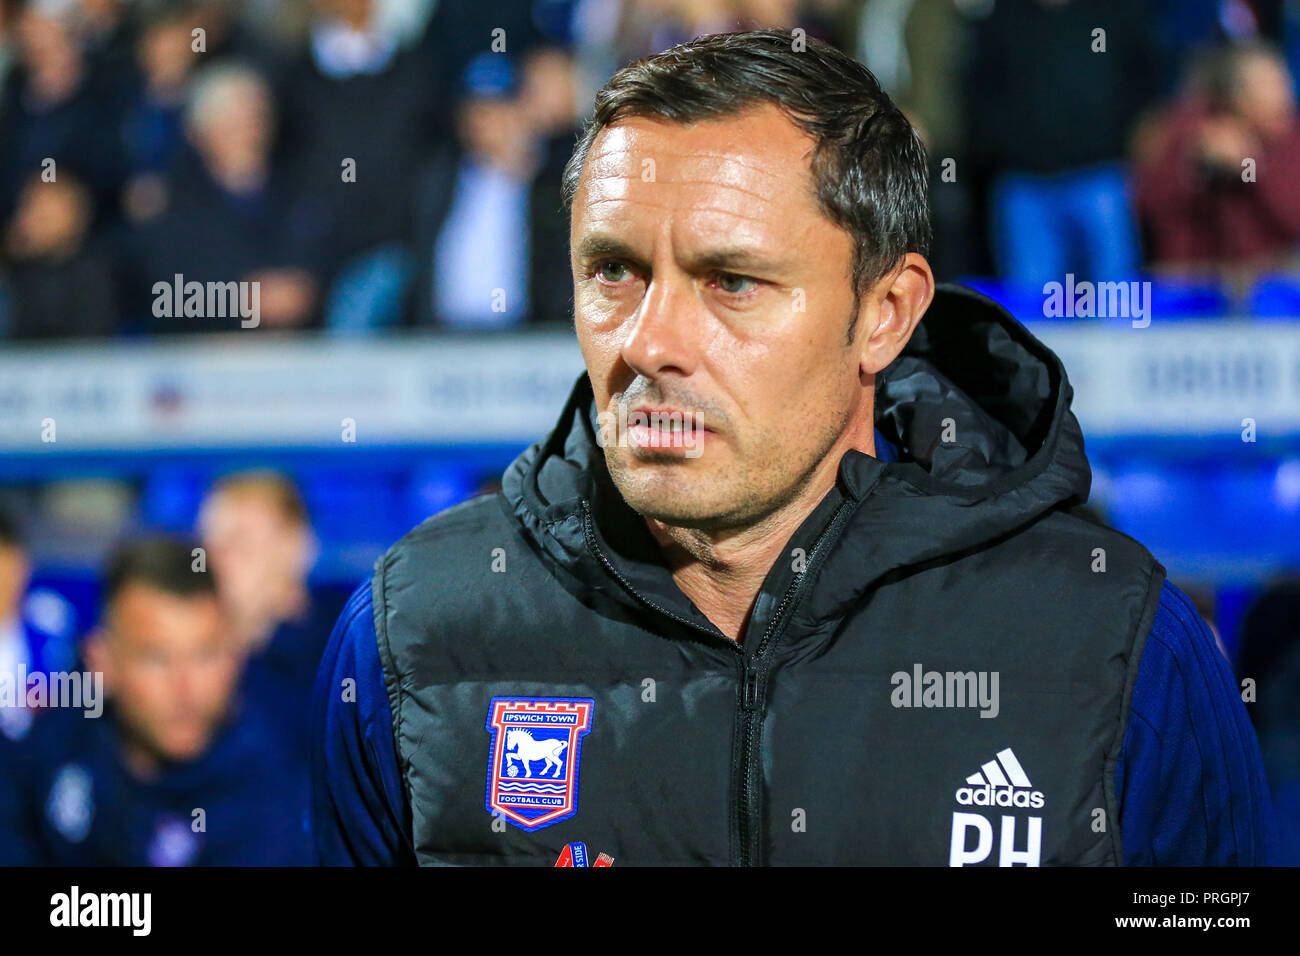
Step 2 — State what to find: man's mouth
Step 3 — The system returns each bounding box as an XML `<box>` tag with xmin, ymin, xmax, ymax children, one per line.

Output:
<box><xmin>627</xmin><ymin>405</ymin><xmax>710</xmax><ymax>450</ymax></box>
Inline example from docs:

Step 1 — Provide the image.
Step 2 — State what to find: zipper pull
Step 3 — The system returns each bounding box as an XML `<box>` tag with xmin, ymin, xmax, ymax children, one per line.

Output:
<box><xmin>742</xmin><ymin>665</ymin><xmax>761</xmax><ymax>711</ymax></box>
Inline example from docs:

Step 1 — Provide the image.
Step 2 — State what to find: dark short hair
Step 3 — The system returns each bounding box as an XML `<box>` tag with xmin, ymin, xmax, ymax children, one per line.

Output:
<box><xmin>562</xmin><ymin>29</ymin><xmax>931</xmax><ymax>303</ymax></box>
<box><xmin>103</xmin><ymin>536</ymin><xmax>216</xmax><ymax>608</ymax></box>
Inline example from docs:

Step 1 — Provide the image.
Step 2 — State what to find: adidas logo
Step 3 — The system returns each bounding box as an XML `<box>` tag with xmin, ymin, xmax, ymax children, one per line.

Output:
<box><xmin>953</xmin><ymin>748</ymin><xmax>1044</xmax><ymax>810</ymax></box>
<box><xmin>949</xmin><ymin>747</ymin><xmax>1044</xmax><ymax>866</ymax></box>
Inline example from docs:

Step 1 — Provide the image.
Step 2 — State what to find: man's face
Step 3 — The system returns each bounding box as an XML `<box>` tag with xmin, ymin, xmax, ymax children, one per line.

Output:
<box><xmin>0</xmin><ymin>542</ymin><xmax>30</xmax><ymax>622</ymax></box>
<box><xmin>459</xmin><ymin>97</ymin><xmax>527</xmax><ymax>164</ymax></box>
<box><xmin>199</xmin><ymin>491</ymin><xmax>308</xmax><ymax>616</ymax></box>
<box><xmin>1235</xmin><ymin>54</ymin><xmax>1296</xmax><ymax>141</ymax></box>
<box><xmin>90</xmin><ymin>583</ymin><xmax>237</xmax><ymax>763</ymax></box>
<box><xmin>570</xmin><ymin>103</ymin><xmax>875</xmax><ymax>530</ymax></box>
<box><xmin>7</xmin><ymin>177</ymin><xmax>91</xmax><ymax>259</ymax></box>
<box><xmin>192</xmin><ymin>80</ymin><xmax>273</xmax><ymax>171</ymax></box>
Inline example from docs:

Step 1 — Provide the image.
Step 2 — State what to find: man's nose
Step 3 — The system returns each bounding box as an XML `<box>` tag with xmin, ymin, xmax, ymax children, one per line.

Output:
<box><xmin>166</xmin><ymin>661</ymin><xmax>196</xmax><ymax>698</ymax></box>
<box><xmin>620</xmin><ymin>270</ymin><xmax>700</xmax><ymax>381</ymax></box>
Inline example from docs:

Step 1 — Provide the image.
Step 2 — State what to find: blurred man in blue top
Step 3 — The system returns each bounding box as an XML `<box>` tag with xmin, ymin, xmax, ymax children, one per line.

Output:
<box><xmin>0</xmin><ymin>510</ymin><xmax>78</xmax><ymax>744</ymax></box>
<box><xmin>199</xmin><ymin>470</ymin><xmax>341</xmax><ymax>760</ymax></box>
<box><xmin>0</xmin><ymin>536</ymin><xmax>310</xmax><ymax>865</ymax></box>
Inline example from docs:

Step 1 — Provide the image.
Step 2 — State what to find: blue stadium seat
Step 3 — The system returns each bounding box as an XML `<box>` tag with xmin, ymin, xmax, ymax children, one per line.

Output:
<box><xmin>1246</xmin><ymin>274</ymin><xmax>1300</xmax><ymax>320</ymax></box>
<box><xmin>1108</xmin><ymin>462</ymin><xmax>1300</xmax><ymax>567</ymax></box>
<box><xmin>302</xmin><ymin>471</ymin><xmax>405</xmax><ymax>544</ymax></box>
<box><xmin>139</xmin><ymin>467</ymin><xmax>208</xmax><ymax>532</ymax></box>
<box><xmin>1143</xmin><ymin>278</ymin><xmax>1231</xmax><ymax>322</ymax></box>
<box><xmin>405</xmin><ymin>462</ymin><xmax>483</xmax><ymax>528</ymax></box>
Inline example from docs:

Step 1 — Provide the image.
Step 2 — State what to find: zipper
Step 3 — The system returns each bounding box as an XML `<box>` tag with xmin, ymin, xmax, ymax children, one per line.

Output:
<box><xmin>580</xmin><ymin>495</ymin><xmax>858</xmax><ymax>867</ymax></box>
<box><xmin>741</xmin><ymin>666</ymin><xmax>760</xmax><ymax>709</ymax></box>
<box><xmin>735</xmin><ymin>497</ymin><xmax>857</xmax><ymax>866</ymax></box>
<box><xmin>580</xmin><ymin>500</ymin><xmax>734</xmax><ymax>649</ymax></box>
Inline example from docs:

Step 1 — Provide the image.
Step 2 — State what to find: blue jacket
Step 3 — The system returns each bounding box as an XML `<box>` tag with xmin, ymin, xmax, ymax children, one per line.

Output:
<box><xmin>1</xmin><ymin>699</ymin><xmax>312</xmax><ymax>866</ymax></box>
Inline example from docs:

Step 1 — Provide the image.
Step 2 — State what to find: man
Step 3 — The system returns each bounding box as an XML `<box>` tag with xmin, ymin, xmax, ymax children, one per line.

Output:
<box><xmin>410</xmin><ymin>47</ymin><xmax>578</xmax><ymax>329</ymax></box>
<box><xmin>273</xmin><ymin>0</ymin><xmax>441</xmax><ymax>325</ymax></box>
<box><xmin>3</xmin><ymin>166</ymin><xmax>119</xmax><ymax>339</ymax></box>
<box><xmin>1238</xmin><ymin>578</ymin><xmax>1300</xmax><ymax>865</ymax></box>
<box><xmin>967</xmin><ymin>0</ymin><xmax>1159</xmax><ymax>285</ymax></box>
<box><xmin>0</xmin><ymin>510</ymin><xmax>76</xmax><ymax>742</ymax></box>
<box><xmin>1</xmin><ymin>537</ymin><xmax>311</xmax><ymax>865</ymax></box>
<box><xmin>1135</xmin><ymin>40</ymin><xmax>1300</xmax><ymax>280</ymax></box>
<box><xmin>313</xmin><ymin>30</ymin><xmax>1281</xmax><ymax>866</ymax></box>
<box><xmin>0</xmin><ymin>0</ymin><xmax>129</xmax><ymax>230</ymax></box>
<box><xmin>412</xmin><ymin>52</ymin><xmax>539</xmax><ymax>329</ymax></box>
<box><xmin>124</xmin><ymin>61</ymin><xmax>317</xmax><ymax>331</ymax></box>
<box><xmin>198</xmin><ymin>469</ymin><xmax>339</xmax><ymax>759</ymax></box>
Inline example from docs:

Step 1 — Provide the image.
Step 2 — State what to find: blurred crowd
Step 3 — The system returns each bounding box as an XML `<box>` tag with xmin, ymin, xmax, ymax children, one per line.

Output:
<box><xmin>3</xmin><ymin>0</ymin><xmax>1300</xmax><ymax>339</ymax></box>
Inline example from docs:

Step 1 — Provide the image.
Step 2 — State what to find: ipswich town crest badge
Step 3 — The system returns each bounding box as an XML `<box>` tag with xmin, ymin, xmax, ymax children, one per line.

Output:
<box><xmin>485</xmin><ymin>697</ymin><xmax>595</xmax><ymax>831</ymax></box>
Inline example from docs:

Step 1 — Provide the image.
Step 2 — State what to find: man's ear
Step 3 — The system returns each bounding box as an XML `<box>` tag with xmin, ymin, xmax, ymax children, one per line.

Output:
<box><xmin>859</xmin><ymin>253</ymin><xmax>934</xmax><ymax>376</ymax></box>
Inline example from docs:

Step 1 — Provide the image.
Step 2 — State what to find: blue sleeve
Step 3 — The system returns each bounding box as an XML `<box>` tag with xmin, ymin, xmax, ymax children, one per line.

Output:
<box><xmin>1116</xmin><ymin>578</ymin><xmax>1285</xmax><ymax>865</ymax></box>
<box><xmin>0</xmin><ymin>734</ymin><xmax>41</xmax><ymax>865</ymax></box>
<box><xmin>310</xmin><ymin>580</ymin><xmax>415</xmax><ymax>866</ymax></box>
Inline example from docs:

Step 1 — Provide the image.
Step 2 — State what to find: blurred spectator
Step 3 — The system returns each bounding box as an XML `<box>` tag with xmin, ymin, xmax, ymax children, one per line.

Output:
<box><xmin>197</xmin><ymin>471</ymin><xmax>340</xmax><ymax>757</ymax></box>
<box><xmin>0</xmin><ymin>0</ymin><xmax>19</xmax><ymax>110</ymax></box>
<box><xmin>853</xmin><ymin>0</ymin><xmax>976</xmax><ymax>277</ymax></box>
<box><xmin>966</xmin><ymin>0</ymin><xmax>1164</xmax><ymax>285</ymax></box>
<box><xmin>571</xmin><ymin>0</ymin><xmax>846</xmax><ymax>110</ymax></box>
<box><xmin>856</xmin><ymin>0</ymin><xmax>967</xmax><ymax>160</ymax></box>
<box><xmin>232</xmin><ymin>0</ymin><xmax>318</xmax><ymax>59</ymax></box>
<box><xmin>75</xmin><ymin>0</ymin><xmax>137</xmax><ymax>79</ymax></box>
<box><xmin>1152</xmin><ymin>0</ymin><xmax>1274</xmax><ymax>95</ymax></box>
<box><xmin>0</xmin><ymin>509</ymin><xmax>75</xmax><ymax>743</ymax></box>
<box><xmin>0</xmin><ymin>0</ymin><xmax>129</xmax><ymax>228</ymax></box>
<box><xmin>520</xmin><ymin>44</ymin><xmax>584</xmax><ymax>325</ymax></box>
<box><xmin>411</xmin><ymin>50</ymin><xmax>575</xmax><ymax>328</ymax></box>
<box><xmin>122</xmin><ymin>61</ymin><xmax>318</xmax><ymax>332</ymax></box>
<box><xmin>119</xmin><ymin>3</ymin><xmax>202</xmax><ymax>223</ymax></box>
<box><xmin>1</xmin><ymin>168</ymin><xmax>117</xmax><ymax>338</ymax></box>
<box><xmin>419</xmin><ymin>0</ymin><xmax>553</xmax><ymax>110</ymax></box>
<box><xmin>733</xmin><ymin>0</ymin><xmax>846</xmax><ymax>38</ymax></box>
<box><xmin>275</xmin><ymin>0</ymin><xmax>442</xmax><ymax>330</ymax></box>
<box><xmin>1134</xmin><ymin>41</ymin><xmax>1300</xmax><ymax>286</ymax></box>
<box><xmin>521</xmin><ymin>43</ymin><xmax>580</xmax><ymax>141</ymax></box>
<box><xmin>0</xmin><ymin>536</ymin><xmax>311</xmax><ymax>864</ymax></box>
<box><xmin>1238</xmin><ymin>574</ymin><xmax>1300</xmax><ymax>693</ymax></box>
<box><xmin>1237</xmin><ymin>576</ymin><xmax>1300</xmax><ymax>864</ymax></box>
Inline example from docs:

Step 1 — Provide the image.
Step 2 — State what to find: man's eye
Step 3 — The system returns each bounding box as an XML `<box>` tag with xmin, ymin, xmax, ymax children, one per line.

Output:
<box><xmin>716</xmin><ymin>273</ymin><xmax>757</xmax><ymax>295</ymax></box>
<box><xmin>596</xmin><ymin>262</ymin><xmax>631</xmax><ymax>283</ymax></box>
